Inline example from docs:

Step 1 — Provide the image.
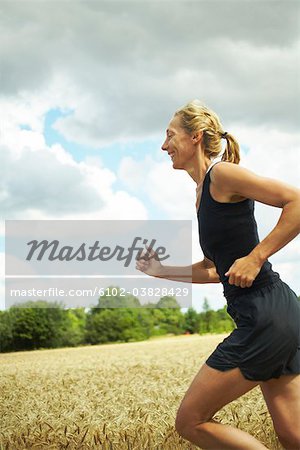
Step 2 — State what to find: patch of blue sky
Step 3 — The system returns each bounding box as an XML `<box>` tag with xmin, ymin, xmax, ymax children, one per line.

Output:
<box><xmin>241</xmin><ymin>144</ymin><xmax>250</xmax><ymax>155</ymax></box>
<box><xmin>19</xmin><ymin>124</ymin><xmax>32</xmax><ymax>131</ymax></box>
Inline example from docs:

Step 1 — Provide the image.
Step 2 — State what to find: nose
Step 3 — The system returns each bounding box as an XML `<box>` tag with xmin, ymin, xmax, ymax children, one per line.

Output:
<box><xmin>161</xmin><ymin>138</ymin><xmax>168</xmax><ymax>151</ymax></box>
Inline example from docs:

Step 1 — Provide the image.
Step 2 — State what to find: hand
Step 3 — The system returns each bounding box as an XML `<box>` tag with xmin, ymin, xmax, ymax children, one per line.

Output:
<box><xmin>135</xmin><ymin>245</ymin><xmax>163</xmax><ymax>277</ymax></box>
<box><xmin>224</xmin><ymin>255</ymin><xmax>263</xmax><ymax>288</ymax></box>
<box><xmin>208</xmin><ymin>267</ymin><xmax>221</xmax><ymax>284</ymax></box>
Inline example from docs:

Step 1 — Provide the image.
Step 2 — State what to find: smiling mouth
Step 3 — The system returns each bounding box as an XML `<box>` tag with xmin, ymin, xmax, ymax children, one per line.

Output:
<box><xmin>169</xmin><ymin>153</ymin><xmax>175</xmax><ymax>160</ymax></box>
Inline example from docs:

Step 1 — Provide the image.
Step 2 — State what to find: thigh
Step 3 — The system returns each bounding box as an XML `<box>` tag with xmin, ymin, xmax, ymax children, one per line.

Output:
<box><xmin>260</xmin><ymin>374</ymin><xmax>300</xmax><ymax>433</ymax></box>
<box><xmin>176</xmin><ymin>363</ymin><xmax>258</xmax><ymax>425</ymax></box>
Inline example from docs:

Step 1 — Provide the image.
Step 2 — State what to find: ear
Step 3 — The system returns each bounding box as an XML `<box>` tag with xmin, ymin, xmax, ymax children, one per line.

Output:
<box><xmin>192</xmin><ymin>131</ymin><xmax>202</xmax><ymax>143</ymax></box>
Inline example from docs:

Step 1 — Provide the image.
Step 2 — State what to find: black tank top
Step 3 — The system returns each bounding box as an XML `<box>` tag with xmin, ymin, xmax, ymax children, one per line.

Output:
<box><xmin>197</xmin><ymin>161</ymin><xmax>280</xmax><ymax>301</ymax></box>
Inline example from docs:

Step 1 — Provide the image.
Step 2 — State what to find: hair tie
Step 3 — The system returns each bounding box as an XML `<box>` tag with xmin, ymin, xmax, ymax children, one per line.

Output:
<box><xmin>221</xmin><ymin>132</ymin><xmax>228</xmax><ymax>139</ymax></box>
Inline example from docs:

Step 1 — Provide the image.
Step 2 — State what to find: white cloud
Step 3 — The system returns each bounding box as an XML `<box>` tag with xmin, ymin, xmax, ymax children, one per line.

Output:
<box><xmin>118</xmin><ymin>155</ymin><xmax>156</xmax><ymax>192</ymax></box>
<box><xmin>118</xmin><ymin>153</ymin><xmax>196</xmax><ymax>216</ymax></box>
<box><xmin>149</xmin><ymin>163</ymin><xmax>196</xmax><ymax>219</ymax></box>
<box><xmin>271</xmin><ymin>261</ymin><xmax>300</xmax><ymax>294</ymax></box>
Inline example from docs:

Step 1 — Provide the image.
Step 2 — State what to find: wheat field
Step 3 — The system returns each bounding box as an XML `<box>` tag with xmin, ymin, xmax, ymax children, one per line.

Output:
<box><xmin>0</xmin><ymin>334</ymin><xmax>282</xmax><ymax>449</ymax></box>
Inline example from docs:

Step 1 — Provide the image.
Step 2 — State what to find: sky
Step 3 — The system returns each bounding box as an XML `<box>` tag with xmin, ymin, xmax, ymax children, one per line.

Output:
<box><xmin>1</xmin><ymin>0</ymin><xmax>300</xmax><ymax>311</ymax></box>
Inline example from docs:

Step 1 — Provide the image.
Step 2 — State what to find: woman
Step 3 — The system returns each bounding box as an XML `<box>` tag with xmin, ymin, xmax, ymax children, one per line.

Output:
<box><xmin>136</xmin><ymin>100</ymin><xmax>300</xmax><ymax>449</ymax></box>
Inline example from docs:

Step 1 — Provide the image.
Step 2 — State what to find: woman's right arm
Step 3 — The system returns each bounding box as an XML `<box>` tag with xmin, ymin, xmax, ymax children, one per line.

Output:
<box><xmin>136</xmin><ymin>250</ymin><xmax>220</xmax><ymax>284</ymax></box>
<box><xmin>156</xmin><ymin>258</ymin><xmax>221</xmax><ymax>284</ymax></box>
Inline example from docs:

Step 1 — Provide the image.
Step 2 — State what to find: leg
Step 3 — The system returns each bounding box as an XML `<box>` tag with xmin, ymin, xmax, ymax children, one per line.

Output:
<box><xmin>260</xmin><ymin>374</ymin><xmax>300</xmax><ymax>450</ymax></box>
<box><xmin>175</xmin><ymin>363</ymin><xmax>268</xmax><ymax>449</ymax></box>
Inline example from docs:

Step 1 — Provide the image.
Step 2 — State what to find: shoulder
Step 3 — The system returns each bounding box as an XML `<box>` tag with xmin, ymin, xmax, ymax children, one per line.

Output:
<box><xmin>209</xmin><ymin>161</ymin><xmax>250</xmax><ymax>202</ymax></box>
<box><xmin>210</xmin><ymin>161</ymin><xmax>250</xmax><ymax>181</ymax></box>
<box><xmin>210</xmin><ymin>161</ymin><xmax>257</xmax><ymax>193</ymax></box>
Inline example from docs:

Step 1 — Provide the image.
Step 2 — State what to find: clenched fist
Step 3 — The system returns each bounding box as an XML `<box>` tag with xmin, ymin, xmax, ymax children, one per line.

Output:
<box><xmin>224</xmin><ymin>254</ymin><xmax>263</xmax><ymax>288</ymax></box>
<box><xmin>135</xmin><ymin>245</ymin><xmax>163</xmax><ymax>277</ymax></box>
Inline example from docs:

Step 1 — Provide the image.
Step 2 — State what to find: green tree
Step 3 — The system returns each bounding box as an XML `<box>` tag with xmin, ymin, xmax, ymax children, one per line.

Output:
<box><xmin>200</xmin><ymin>298</ymin><xmax>213</xmax><ymax>333</ymax></box>
<box><xmin>0</xmin><ymin>310</ymin><xmax>13</xmax><ymax>352</ymax></box>
<box><xmin>159</xmin><ymin>308</ymin><xmax>185</xmax><ymax>335</ymax></box>
<box><xmin>85</xmin><ymin>308</ymin><xmax>150</xmax><ymax>344</ymax></box>
<box><xmin>59</xmin><ymin>308</ymin><xmax>87</xmax><ymax>347</ymax></box>
<box><xmin>214</xmin><ymin>306</ymin><xmax>235</xmax><ymax>333</ymax></box>
<box><xmin>198</xmin><ymin>302</ymin><xmax>235</xmax><ymax>334</ymax></box>
<box><xmin>145</xmin><ymin>307</ymin><xmax>167</xmax><ymax>336</ymax></box>
<box><xmin>85</xmin><ymin>309</ymin><xmax>120</xmax><ymax>344</ymax></box>
<box><xmin>8</xmin><ymin>300</ymin><xmax>67</xmax><ymax>350</ymax></box>
<box><xmin>184</xmin><ymin>307</ymin><xmax>200</xmax><ymax>334</ymax></box>
<box><xmin>135</xmin><ymin>309</ymin><xmax>155</xmax><ymax>339</ymax></box>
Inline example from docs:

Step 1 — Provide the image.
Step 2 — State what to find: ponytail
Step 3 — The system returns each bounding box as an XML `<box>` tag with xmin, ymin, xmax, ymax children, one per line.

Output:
<box><xmin>221</xmin><ymin>133</ymin><xmax>240</xmax><ymax>164</ymax></box>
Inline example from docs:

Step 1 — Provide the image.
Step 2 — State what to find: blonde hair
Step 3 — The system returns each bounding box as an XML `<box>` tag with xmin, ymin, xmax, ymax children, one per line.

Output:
<box><xmin>174</xmin><ymin>99</ymin><xmax>240</xmax><ymax>164</ymax></box>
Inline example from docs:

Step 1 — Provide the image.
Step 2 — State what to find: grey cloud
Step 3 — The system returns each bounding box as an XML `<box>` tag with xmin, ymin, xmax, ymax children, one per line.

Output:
<box><xmin>0</xmin><ymin>146</ymin><xmax>105</xmax><ymax>217</ymax></box>
<box><xmin>1</xmin><ymin>0</ymin><xmax>299</xmax><ymax>144</ymax></box>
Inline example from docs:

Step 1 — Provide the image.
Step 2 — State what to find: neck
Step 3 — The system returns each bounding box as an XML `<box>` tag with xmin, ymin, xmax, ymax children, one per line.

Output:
<box><xmin>186</xmin><ymin>155</ymin><xmax>212</xmax><ymax>187</ymax></box>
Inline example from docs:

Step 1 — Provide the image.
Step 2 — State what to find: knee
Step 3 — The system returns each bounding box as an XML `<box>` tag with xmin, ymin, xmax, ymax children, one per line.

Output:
<box><xmin>175</xmin><ymin>408</ymin><xmax>209</xmax><ymax>440</ymax></box>
<box><xmin>175</xmin><ymin>408</ymin><xmax>188</xmax><ymax>438</ymax></box>
<box><xmin>276</xmin><ymin>428</ymin><xmax>300</xmax><ymax>450</ymax></box>
<box><xmin>175</xmin><ymin>413</ymin><xmax>190</xmax><ymax>439</ymax></box>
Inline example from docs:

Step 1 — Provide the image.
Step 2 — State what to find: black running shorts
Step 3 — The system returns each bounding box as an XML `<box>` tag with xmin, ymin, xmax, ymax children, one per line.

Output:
<box><xmin>206</xmin><ymin>279</ymin><xmax>300</xmax><ymax>381</ymax></box>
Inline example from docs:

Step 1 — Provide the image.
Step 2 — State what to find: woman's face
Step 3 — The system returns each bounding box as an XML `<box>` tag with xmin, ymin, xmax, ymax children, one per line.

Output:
<box><xmin>161</xmin><ymin>115</ymin><xmax>197</xmax><ymax>170</ymax></box>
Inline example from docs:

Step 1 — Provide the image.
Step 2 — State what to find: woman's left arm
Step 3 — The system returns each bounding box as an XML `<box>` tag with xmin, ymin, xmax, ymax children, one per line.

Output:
<box><xmin>212</xmin><ymin>163</ymin><xmax>300</xmax><ymax>288</ymax></box>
